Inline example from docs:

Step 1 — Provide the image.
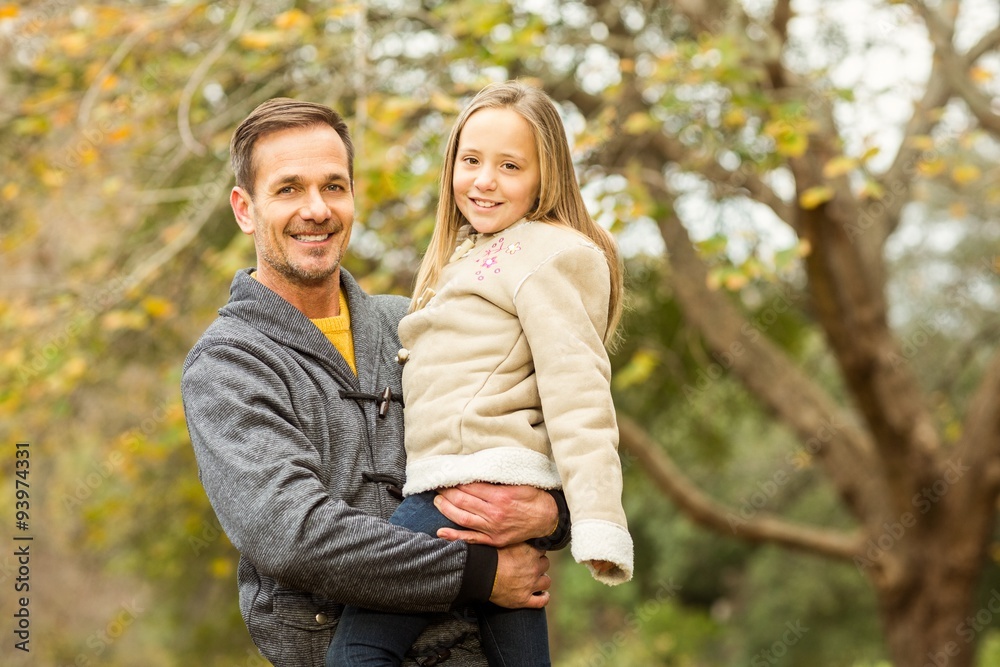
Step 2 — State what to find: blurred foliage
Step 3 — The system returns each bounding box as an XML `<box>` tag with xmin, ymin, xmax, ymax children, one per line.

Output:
<box><xmin>1</xmin><ymin>0</ymin><xmax>999</xmax><ymax>665</ymax></box>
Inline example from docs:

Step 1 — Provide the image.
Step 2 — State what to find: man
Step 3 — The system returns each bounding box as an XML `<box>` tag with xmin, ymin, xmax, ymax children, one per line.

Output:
<box><xmin>181</xmin><ymin>98</ymin><xmax>566</xmax><ymax>666</ymax></box>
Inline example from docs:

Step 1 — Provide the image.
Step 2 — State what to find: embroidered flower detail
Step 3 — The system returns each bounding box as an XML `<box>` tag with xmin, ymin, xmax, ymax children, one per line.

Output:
<box><xmin>472</xmin><ymin>235</ymin><xmax>518</xmax><ymax>280</ymax></box>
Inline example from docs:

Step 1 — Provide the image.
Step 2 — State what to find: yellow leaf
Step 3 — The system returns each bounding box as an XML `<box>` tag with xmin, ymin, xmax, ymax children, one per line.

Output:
<box><xmin>327</xmin><ymin>4</ymin><xmax>363</xmax><ymax>19</ymax></box>
<box><xmin>0</xmin><ymin>4</ymin><xmax>18</xmax><ymax>19</ymax></box>
<box><xmin>73</xmin><ymin>146</ymin><xmax>99</xmax><ymax>166</ymax></box>
<box><xmin>917</xmin><ymin>158</ymin><xmax>946</xmax><ymax>177</ymax></box>
<box><xmin>274</xmin><ymin>8</ymin><xmax>311</xmax><ymax>30</ymax></box>
<box><xmin>141</xmin><ymin>296</ymin><xmax>176</xmax><ymax>320</ymax></box>
<box><xmin>107</xmin><ymin>125</ymin><xmax>131</xmax><ymax>142</ymax></box>
<box><xmin>724</xmin><ymin>271</ymin><xmax>749</xmax><ymax>290</ymax></box>
<box><xmin>430</xmin><ymin>91</ymin><xmax>461</xmax><ymax>114</ymax></box>
<box><xmin>58</xmin><ymin>33</ymin><xmax>89</xmax><ymax>57</ymax></box>
<box><xmin>969</xmin><ymin>66</ymin><xmax>993</xmax><ymax>84</ymax></box>
<box><xmin>239</xmin><ymin>30</ymin><xmax>283</xmax><ymax>50</ymax></box>
<box><xmin>860</xmin><ymin>146</ymin><xmax>881</xmax><ymax>163</ymax></box>
<box><xmin>789</xmin><ymin>450</ymin><xmax>812</xmax><ymax>470</ymax></box>
<box><xmin>41</xmin><ymin>169</ymin><xmax>65</xmax><ymax>188</ymax></box>
<box><xmin>612</xmin><ymin>348</ymin><xmax>660</xmax><ymax>390</ymax></box>
<box><xmin>102</xmin><ymin>177</ymin><xmax>123</xmax><ymax>195</ymax></box>
<box><xmin>211</xmin><ymin>557</ymin><xmax>234</xmax><ymax>579</ymax></box>
<box><xmin>822</xmin><ymin>156</ymin><xmax>857</xmax><ymax>179</ymax></box>
<box><xmin>765</xmin><ymin>120</ymin><xmax>809</xmax><ymax>157</ymax></box>
<box><xmin>951</xmin><ymin>164</ymin><xmax>981</xmax><ymax>185</ymax></box>
<box><xmin>61</xmin><ymin>356</ymin><xmax>88</xmax><ymax>383</ymax></box>
<box><xmin>623</xmin><ymin>112</ymin><xmax>658</xmax><ymax>135</ymax></box>
<box><xmin>13</xmin><ymin>115</ymin><xmax>50</xmax><ymax>136</ymax></box>
<box><xmin>2</xmin><ymin>182</ymin><xmax>18</xmax><ymax>201</ymax></box>
<box><xmin>101</xmin><ymin>310</ymin><xmax>147</xmax><ymax>332</ymax></box>
<box><xmin>909</xmin><ymin>135</ymin><xmax>935</xmax><ymax>151</ymax></box>
<box><xmin>722</xmin><ymin>108</ymin><xmax>747</xmax><ymax>128</ymax></box>
<box><xmin>799</xmin><ymin>185</ymin><xmax>834</xmax><ymax>209</ymax></box>
<box><xmin>776</xmin><ymin>132</ymin><xmax>808</xmax><ymax>157</ymax></box>
<box><xmin>859</xmin><ymin>179</ymin><xmax>885</xmax><ymax>200</ymax></box>
<box><xmin>706</xmin><ymin>268</ymin><xmax>723</xmax><ymax>291</ymax></box>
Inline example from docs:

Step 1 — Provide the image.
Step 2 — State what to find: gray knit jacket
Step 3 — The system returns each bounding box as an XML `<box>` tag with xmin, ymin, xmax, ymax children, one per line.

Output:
<box><xmin>181</xmin><ymin>269</ymin><xmax>494</xmax><ymax>666</ymax></box>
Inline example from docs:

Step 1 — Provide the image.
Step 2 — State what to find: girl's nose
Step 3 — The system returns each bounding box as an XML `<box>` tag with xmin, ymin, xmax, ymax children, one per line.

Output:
<box><xmin>474</xmin><ymin>169</ymin><xmax>497</xmax><ymax>191</ymax></box>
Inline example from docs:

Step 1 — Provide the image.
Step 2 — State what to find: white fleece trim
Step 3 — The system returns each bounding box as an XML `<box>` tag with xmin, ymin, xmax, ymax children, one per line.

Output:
<box><xmin>402</xmin><ymin>448</ymin><xmax>562</xmax><ymax>496</ymax></box>
<box><xmin>570</xmin><ymin>519</ymin><xmax>634</xmax><ymax>586</ymax></box>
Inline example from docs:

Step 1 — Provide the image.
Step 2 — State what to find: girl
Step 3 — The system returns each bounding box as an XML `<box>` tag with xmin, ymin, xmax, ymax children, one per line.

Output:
<box><xmin>327</xmin><ymin>80</ymin><xmax>633</xmax><ymax>667</ymax></box>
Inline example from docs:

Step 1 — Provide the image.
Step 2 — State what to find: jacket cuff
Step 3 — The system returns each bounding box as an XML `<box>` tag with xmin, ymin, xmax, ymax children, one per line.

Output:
<box><xmin>451</xmin><ymin>544</ymin><xmax>497</xmax><ymax>608</ymax></box>
<box><xmin>526</xmin><ymin>489</ymin><xmax>572</xmax><ymax>551</ymax></box>
<box><xmin>569</xmin><ymin>519</ymin><xmax>634</xmax><ymax>586</ymax></box>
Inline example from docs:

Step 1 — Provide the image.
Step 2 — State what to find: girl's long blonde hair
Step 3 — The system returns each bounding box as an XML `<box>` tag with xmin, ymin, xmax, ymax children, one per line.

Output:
<box><xmin>410</xmin><ymin>80</ymin><xmax>624</xmax><ymax>344</ymax></box>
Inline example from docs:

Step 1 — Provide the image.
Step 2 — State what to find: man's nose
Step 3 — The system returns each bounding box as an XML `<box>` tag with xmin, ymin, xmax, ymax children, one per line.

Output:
<box><xmin>299</xmin><ymin>188</ymin><xmax>331</xmax><ymax>221</ymax></box>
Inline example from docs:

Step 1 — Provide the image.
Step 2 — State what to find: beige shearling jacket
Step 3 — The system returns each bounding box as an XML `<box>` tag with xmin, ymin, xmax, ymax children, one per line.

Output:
<box><xmin>399</xmin><ymin>220</ymin><xmax>633</xmax><ymax>585</ymax></box>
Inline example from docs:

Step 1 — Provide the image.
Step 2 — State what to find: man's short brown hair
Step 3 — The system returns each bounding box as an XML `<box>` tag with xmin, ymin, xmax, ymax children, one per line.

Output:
<box><xmin>230</xmin><ymin>98</ymin><xmax>354</xmax><ymax>197</ymax></box>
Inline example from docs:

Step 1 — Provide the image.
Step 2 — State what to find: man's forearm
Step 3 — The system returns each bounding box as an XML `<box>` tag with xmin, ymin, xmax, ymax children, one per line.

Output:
<box><xmin>451</xmin><ymin>544</ymin><xmax>498</xmax><ymax>609</ymax></box>
<box><xmin>526</xmin><ymin>490</ymin><xmax>571</xmax><ymax>551</ymax></box>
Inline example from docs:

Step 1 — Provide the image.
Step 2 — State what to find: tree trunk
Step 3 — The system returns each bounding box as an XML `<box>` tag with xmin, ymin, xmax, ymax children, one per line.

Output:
<box><xmin>869</xmin><ymin>500</ymin><xmax>993</xmax><ymax>667</ymax></box>
<box><xmin>580</xmin><ymin>5</ymin><xmax>1000</xmax><ymax>663</ymax></box>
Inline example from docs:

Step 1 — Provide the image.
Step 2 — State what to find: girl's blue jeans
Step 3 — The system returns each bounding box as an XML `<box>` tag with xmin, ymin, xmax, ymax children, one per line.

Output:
<box><xmin>325</xmin><ymin>490</ymin><xmax>551</xmax><ymax>666</ymax></box>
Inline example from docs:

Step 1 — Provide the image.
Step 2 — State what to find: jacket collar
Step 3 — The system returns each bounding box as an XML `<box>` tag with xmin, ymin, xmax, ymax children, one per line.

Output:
<box><xmin>220</xmin><ymin>267</ymin><xmax>374</xmax><ymax>390</ymax></box>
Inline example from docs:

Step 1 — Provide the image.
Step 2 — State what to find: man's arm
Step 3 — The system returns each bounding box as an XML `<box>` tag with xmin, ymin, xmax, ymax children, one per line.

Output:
<box><xmin>434</xmin><ymin>482</ymin><xmax>569</xmax><ymax>550</ymax></box>
<box><xmin>183</xmin><ymin>343</ymin><xmax>493</xmax><ymax>613</ymax></box>
<box><xmin>490</xmin><ymin>543</ymin><xmax>551</xmax><ymax>609</ymax></box>
<box><xmin>433</xmin><ymin>484</ymin><xmax>562</xmax><ymax>609</ymax></box>
<box><xmin>433</xmin><ymin>484</ymin><xmax>569</xmax><ymax>549</ymax></box>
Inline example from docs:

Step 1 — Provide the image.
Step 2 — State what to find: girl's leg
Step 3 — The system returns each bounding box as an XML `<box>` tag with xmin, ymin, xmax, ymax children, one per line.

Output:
<box><xmin>476</xmin><ymin>603</ymin><xmax>551</xmax><ymax>667</ymax></box>
<box><xmin>326</xmin><ymin>605</ymin><xmax>428</xmax><ymax>666</ymax></box>
<box><xmin>325</xmin><ymin>492</ymin><xmax>460</xmax><ymax>667</ymax></box>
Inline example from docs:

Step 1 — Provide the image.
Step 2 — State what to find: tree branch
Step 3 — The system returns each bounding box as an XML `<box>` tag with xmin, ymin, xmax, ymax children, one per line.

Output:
<box><xmin>177</xmin><ymin>0</ymin><xmax>253</xmax><ymax>156</ymax></box>
<box><xmin>618</xmin><ymin>415</ymin><xmax>864</xmax><ymax>560</ymax></box>
<box><xmin>967</xmin><ymin>25</ymin><xmax>1000</xmax><ymax>62</ymax></box>
<box><xmin>654</xmin><ymin>200</ymin><xmax>884</xmax><ymax>523</ymax></box>
<box><xmin>875</xmin><ymin>53</ymin><xmax>950</xmax><ymax>239</ymax></box>
<box><xmin>912</xmin><ymin>0</ymin><xmax>1000</xmax><ymax>134</ymax></box>
<box><xmin>648</xmin><ymin>133</ymin><xmax>797</xmax><ymax>229</ymax></box>
<box><xmin>956</xmin><ymin>349</ymin><xmax>1000</xmax><ymax>485</ymax></box>
<box><xmin>78</xmin><ymin>5</ymin><xmax>199</xmax><ymax>127</ymax></box>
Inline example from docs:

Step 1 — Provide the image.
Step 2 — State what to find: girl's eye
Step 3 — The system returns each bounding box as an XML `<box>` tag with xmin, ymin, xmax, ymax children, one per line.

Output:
<box><xmin>463</xmin><ymin>156</ymin><xmax>479</xmax><ymax>165</ymax></box>
<box><xmin>502</xmin><ymin>162</ymin><xmax>519</xmax><ymax>171</ymax></box>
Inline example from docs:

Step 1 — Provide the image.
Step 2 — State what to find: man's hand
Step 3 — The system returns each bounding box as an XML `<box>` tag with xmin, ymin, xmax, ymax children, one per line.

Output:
<box><xmin>489</xmin><ymin>543</ymin><xmax>551</xmax><ymax>609</ymax></box>
<box><xmin>434</xmin><ymin>483</ymin><xmax>558</xmax><ymax>547</ymax></box>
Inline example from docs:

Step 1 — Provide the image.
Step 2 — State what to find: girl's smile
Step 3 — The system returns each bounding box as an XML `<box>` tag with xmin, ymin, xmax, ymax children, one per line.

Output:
<box><xmin>453</xmin><ymin>107</ymin><xmax>541</xmax><ymax>235</ymax></box>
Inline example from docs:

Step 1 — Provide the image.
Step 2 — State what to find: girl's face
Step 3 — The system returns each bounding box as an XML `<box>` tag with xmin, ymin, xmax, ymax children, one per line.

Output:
<box><xmin>452</xmin><ymin>107</ymin><xmax>541</xmax><ymax>235</ymax></box>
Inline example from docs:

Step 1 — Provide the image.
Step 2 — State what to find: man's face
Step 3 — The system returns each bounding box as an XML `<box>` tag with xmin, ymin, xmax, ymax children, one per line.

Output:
<box><xmin>231</xmin><ymin>124</ymin><xmax>354</xmax><ymax>292</ymax></box>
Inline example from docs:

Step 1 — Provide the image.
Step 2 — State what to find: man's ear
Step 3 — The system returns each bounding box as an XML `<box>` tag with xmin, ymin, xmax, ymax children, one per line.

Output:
<box><xmin>231</xmin><ymin>186</ymin><xmax>255</xmax><ymax>235</ymax></box>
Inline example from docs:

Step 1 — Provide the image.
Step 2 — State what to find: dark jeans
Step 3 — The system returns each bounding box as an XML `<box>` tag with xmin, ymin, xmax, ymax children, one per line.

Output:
<box><xmin>325</xmin><ymin>491</ymin><xmax>551</xmax><ymax>666</ymax></box>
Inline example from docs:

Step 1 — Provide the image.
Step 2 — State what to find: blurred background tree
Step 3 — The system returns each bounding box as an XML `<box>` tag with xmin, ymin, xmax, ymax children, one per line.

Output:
<box><xmin>1</xmin><ymin>0</ymin><xmax>998</xmax><ymax>665</ymax></box>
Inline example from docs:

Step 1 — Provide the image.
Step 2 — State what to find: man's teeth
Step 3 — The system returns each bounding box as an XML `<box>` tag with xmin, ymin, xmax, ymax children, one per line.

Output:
<box><xmin>294</xmin><ymin>234</ymin><xmax>330</xmax><ymax>242</ymax></box>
